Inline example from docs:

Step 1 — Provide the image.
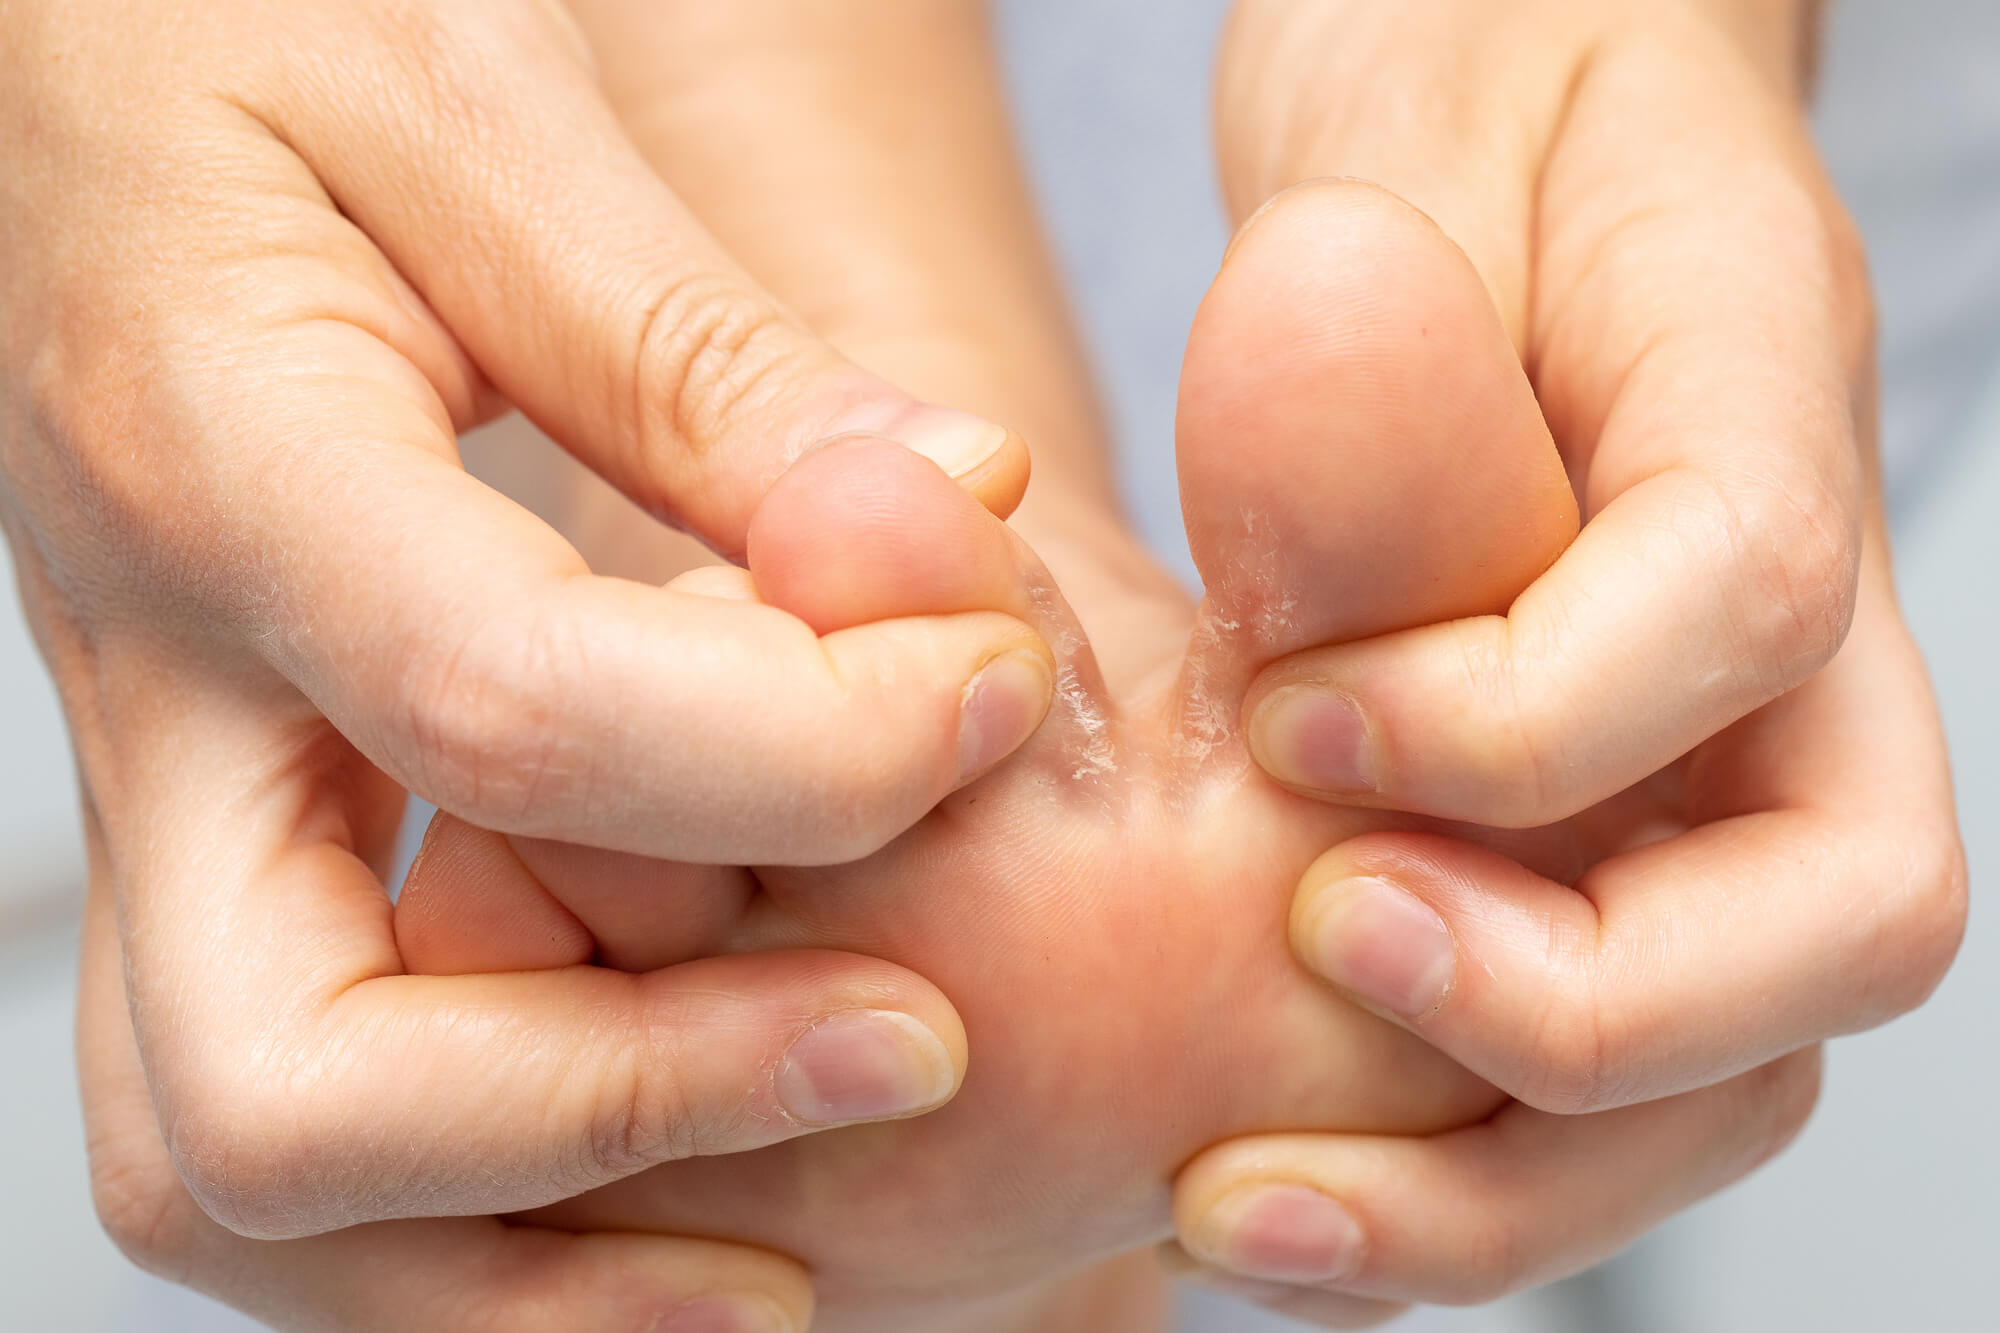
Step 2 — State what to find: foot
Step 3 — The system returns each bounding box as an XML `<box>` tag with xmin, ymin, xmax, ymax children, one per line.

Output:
<box><xmin>397</xmin><ymin>180</ymin><xmax>1579</xmax><ymax>1333</ymax></box>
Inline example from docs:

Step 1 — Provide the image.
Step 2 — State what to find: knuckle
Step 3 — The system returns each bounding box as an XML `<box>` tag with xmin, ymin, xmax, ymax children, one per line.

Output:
<box><xmin>1452</xmin><ymin>1208</ymin><xmax>1532</xmax><ymax>1305</ymax></box>
<box><xmin>399</xmin><ymin>606</ymin><xmax>589</xmax><ymax>830</ymax></box>
<box><xmin>1741</xmin><ymin>1048</ymin><xmax>1825</xmax><ymax>1171</ymax></box>
<box><xmin>808</xmin><ymin>749</ymin><xmax>930</xmax><ymax>863</ymax></box>
<box><xmin>1714</xmin><ymin>471</ymin><xmax>1859</xmax><ymax>694</ymax></box>
<box><xmin>626</xmin><ymin>271</ymin><xmax>810</xmax><ymax>489</ymax></box>
<box><xmin>1872</xmin><ymin>826</ymin><xmax>1971</xmax><ymax>1017</ymax></box>
<box><xmin>1450</xmin><ymin>621</ymin><xmax>1576</xmax><ymax>827</ymax></box>
<box><xmin>88</xmin><ymin>1147</ymin><xmax>197</xmax><ymax>1282</ymax></box>
<box><xmin>576</xmin><ymin>1054</ymin><xmax>671</xmax><ymax>1185</ymax></box>
<box><xmin>580</xmin><ymin>994</ymin><xmax>736</xmax><ymax>1179</ymax></box>
<box><xmin>1517</xmin><ymin>1016</ymin><xmax>1607</xmax><ymax>1116</ymax></box>
<box><xmin>1515</xmin><ymin>979</ymin><xmax>1633</xmax><ymax>1116</ymax></box>
<box><xmin>775</xmin><ymin>665</ymin><xmax>941</xmax><ymax>862</ymax></box>
<box><xmin>163</xmin><ymin>1084</ymin><xmax>325</xmax><ymax>1240</ymax></box>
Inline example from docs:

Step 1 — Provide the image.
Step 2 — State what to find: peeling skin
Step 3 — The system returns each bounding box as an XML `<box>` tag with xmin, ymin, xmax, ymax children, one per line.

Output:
<box><xmin>1233</xmin><ymin>507</ymin><xmax>1304</xmax><ymax>654</ymax></box>
<box><xmin>1028</xmin><ymin>578</ymin><xmax>1116</xmax><ymax>785</ymax></box>
<box><xmin>1172</xmin><ymin>506</ymin><xmax>1302</xmax><ymax>774</ymax></box>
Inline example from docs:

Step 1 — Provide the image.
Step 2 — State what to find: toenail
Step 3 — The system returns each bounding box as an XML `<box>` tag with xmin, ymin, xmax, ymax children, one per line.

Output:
<box><xmin>1248</xmin><ymin>685</ymin><xmax>1378</xmax><ymax>794</ymax></box>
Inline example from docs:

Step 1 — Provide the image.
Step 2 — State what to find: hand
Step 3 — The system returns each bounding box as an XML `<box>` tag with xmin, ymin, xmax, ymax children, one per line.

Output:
<box><xmin>397</xmin><ymin>182</ymin><xmax>1593</xmax><ymax>1333</ymax></box>
<box><xmin>1170</xmin><ymin>0</ymin><xmax>1966</xmax><ymax>1319</ymax></box>
<box><xmin>74</xmin><ymin>884</ymin><xmax>824</xmax><ymax>1333</ymax></box>
<box><xmin>1</xmin><ymin>0</ymin><xmax>1057</xmax><ymax>1320</ymax></box>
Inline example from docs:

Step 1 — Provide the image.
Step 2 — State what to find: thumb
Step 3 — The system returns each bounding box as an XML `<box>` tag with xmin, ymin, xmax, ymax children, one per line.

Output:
<box><xmin>239</xmin><ymin>3</ymin><xmax>1027</xmax><ymax>553</ymax></box>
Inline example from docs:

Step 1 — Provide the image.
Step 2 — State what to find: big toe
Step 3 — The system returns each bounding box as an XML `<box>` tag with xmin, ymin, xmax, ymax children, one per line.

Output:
<box><xmin>1178</xmin><ymin>179</ymin><xmax>1577</xmax><ymax>672</ymax></box>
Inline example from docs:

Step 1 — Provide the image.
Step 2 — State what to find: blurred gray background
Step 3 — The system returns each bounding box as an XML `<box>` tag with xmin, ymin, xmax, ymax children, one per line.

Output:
<box><xmin>4</xmin><ymin>1</ymin><xmax>1995</xmax><ymax>1328</ymax></box>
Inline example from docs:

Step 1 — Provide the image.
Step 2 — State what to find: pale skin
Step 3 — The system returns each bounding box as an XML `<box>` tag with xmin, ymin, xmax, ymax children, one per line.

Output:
<box><xmin>3</xmin><ymin>2</ymin><xmax>1963</xmax><ymax>1333</ymax></box>
<box><xmin>404</xmin><ymin>6</ymin><xmax>1940</xmax><ymax>1333</ymax></box>
<box><xmin>400</xmin><ymin>177</ymin><xmax>1583</xmax><ymax>1333</ymax></box>
<box><xmin>1179</xmin><ymin>2</ymin><xmax>1964</xmax><ymax>1320</ymax></box>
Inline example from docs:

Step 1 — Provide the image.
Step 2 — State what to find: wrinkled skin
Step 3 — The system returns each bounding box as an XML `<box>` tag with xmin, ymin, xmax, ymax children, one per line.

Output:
<box><xmin>399</xmin><ymin>183</ymin><xmax>1583</xmax><ymax>1330</ymax></box>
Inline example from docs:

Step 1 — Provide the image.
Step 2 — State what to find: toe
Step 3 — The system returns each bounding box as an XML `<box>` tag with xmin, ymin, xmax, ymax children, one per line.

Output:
<box><xmin>1177</xmin><ymin>179</ymin><xmax>1577</xmax><ymax>671</ymax></box>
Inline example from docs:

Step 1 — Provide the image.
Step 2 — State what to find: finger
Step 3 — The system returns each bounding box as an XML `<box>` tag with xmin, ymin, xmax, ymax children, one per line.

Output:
<box><xmin>395</xmin><ymin>440</ymin><xmax>1049</xmax><ymax>978</ymax></box>
<box><xmin>1241</xmin><ymin>35</ymin><xmax>1867</xmax><ymax>828</ymax></box>
<box><xmin>1171</xmin><ymin>1049</ymin><xmax>1823</xmax><ymax>1309</ymax></box>
<box><xmin>120</xmin><ymin>31</ymin><xmax>1053</xmax><ymax>865</ymax></box>
<box><xmin>393</xmin><ymin>814</ymin><xmax>598</xmax><ymax>974</ymax></box>
<box><xmin>77</xmin><ymin>861</ymin><xmax>816</xmax><ymax>1333</ymax></box>
<box><xmin>401</xmin><ymin>443</ymin><xmax>1102</xmax><ymax>980</ymax></box>
<box><xmin>397</xmin><ymin>812</ymin><xmax>755</xmax><ymax>974</ymax></box>
<box><xmin>241</xmin><ymin>2</ymin><xmax>1027</xmax><ymax>549</ymax></box>
<box><xmin>230</xmin><ymin>368</ymin><xmax>1051</xmax><ymax>864</ymax></box>
<box><xmin>108</xmin><ymin>690</ymin><xmax>969</xmax><ymax>1239</ymax></box>
<box><xmin>1282</xmin><ymin>556</ymin><xmax>1965</xmax><ymax>1112</ymax></box>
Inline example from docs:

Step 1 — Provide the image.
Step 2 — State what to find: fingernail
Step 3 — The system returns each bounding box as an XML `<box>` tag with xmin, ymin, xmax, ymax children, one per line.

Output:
<box><xmin>649</xmin><ymin>1294</ymin><xmax>794</xmax><ymax>1333</ymax></box>
<box><xmin>956</xmin><ymin>649</ymin><xmax>1055</xmax><ymax>785</ymax></box>
<box><xmin>898</xmin><ymin>407</ymin><xmax>1013</xmax><ymax>480</ymax></box>
<box><xmin>1190</xmin><ymin>1183</ymin><xmax>1366</xmax><ymax>1284</ymax></box>
<box><xmin>1302</xmin><ymin>876</ymin><xmax>1455</xmax><ymax>1018</ymax></box>
<box><xmin>831</xmin><ymin>402</ymin><xmax>1012</xmax><ymax>481</ymax></box>
<box><xmin>1249</xmin><ymin>685</ymin><xmax>1378</xmax><ymax>794</ymax></box>
<box><xmin>776</xmin><ymin>1010</ymin><xmax>957</xmax><ymax>1125</ymax></box>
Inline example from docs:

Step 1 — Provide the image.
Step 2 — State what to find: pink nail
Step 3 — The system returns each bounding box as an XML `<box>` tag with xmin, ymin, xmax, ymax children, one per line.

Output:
<box><xmin>1305</xmin><ymin>876</ymin><xmax>1455</xmax><ymax>1017</ymax></box>
<box><xmin>775</xmin><ymin>1011</ymin><xmax>956</xmax><ymax>1125</ymax></box>
<box><xmin>1250</xmin><ymin>685</ymin><xmax>1378</xmax><ymax>793</ymax></box>
<box><xmin>955</xmin><ymin>649</ymin><xmax>1054</xmax><ymax>785</ymax></box>
<box><xmin>650</xmin><ymin>1295</ymin><xmax>793</xmax><ymax>1333</ymax></box>
<box><xmin>1193</xmin><ymin>1183</ymin><xmax>1366</xmax><ymax>1284</ymax></box>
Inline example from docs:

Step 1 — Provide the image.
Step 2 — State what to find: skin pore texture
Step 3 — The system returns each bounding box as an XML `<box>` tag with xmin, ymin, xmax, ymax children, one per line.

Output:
<box><xmin>396</xmin><ymin>182</ymin><xmax>1582</xmax><ymax>1333</ymax></box>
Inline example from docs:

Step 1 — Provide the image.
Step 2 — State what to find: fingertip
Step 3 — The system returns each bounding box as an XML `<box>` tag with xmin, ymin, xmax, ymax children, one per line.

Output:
<box><xmin>954</xmin><ymin>644</ymin><xmax>1058</xmax><ymax>787</ymax></box>
<box><xmin>826</xmin><ymin>401</ymin><xmax>1028</xmax><ymax>514</ymax></box>
<box><xmin>1245</xmin><ymin>682</ymin><xmax>1382</xmax><ymax>799</ymax></box>
<box><xmin>495</xmin><ymin>1230</ymin><xmax>815</xmax><ymax>1333</ymax></box>
<box><xmin>949</xmin><ymin>424</ymin><xmax>1031</xmax><ymax>519</ymax></box>
<box><xmin>395</xmin><ymin>814</ymin><xmax>594</xmax><ymax>974</ymax></box>
<box><xmin>1182</xmin><ymin>1182</ymin><xmax>1368</xmax><ymax>1286</ymax></box>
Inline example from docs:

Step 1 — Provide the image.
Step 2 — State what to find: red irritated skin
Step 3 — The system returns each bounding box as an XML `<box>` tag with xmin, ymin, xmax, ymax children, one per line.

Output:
<box><xmin>396</xmin><ymin>182</ymin><xmax>1581</xmax><ymax>1333</ymax></box>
